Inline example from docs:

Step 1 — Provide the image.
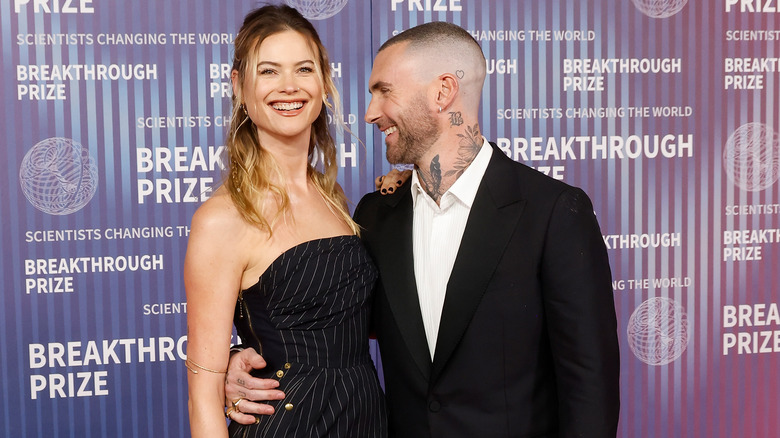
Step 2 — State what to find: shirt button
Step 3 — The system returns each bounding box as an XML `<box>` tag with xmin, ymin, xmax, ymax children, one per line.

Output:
<box><xmin>284</xmin><ymin>363</ymin><xmax>291</xmax><ymax>369</ymax></box>
<box><xmin>428</xmin><ymin>400</ymin><xmax>441</xmax><ymax>412</ymax></box>
<box><xmin>276</xmin><ymin>370</ymin><xmax>284</xmax><ymax>378</ymax></box>
<box><xmin>285</xmin><ymin>403</ymin><xmax>294</xmax><ymax>411</ymax></box>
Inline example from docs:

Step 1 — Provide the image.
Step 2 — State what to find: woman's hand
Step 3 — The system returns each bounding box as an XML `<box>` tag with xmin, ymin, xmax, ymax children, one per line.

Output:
<box><xmin>375</xmin><ymin>168</ymin><xmax>412</xmax><ymax>194</ymax></box>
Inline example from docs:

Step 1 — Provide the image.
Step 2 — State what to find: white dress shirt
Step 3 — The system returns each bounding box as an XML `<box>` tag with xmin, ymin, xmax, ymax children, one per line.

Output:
<box><xmin>411</xmin><ymin>138</ymin><xmax>493</xmax><ymax>359</ymax></box>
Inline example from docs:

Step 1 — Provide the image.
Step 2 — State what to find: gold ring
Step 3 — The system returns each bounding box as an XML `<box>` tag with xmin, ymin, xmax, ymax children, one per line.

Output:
<box><xmin>232</xmin><ymin>397</ymin><xmax>244</xmax><ymax>412</ymax></box>
<box><xmin>225</xmin><ymin>406</ymin><xmax>236</xmax><ymax>418</ymax></box>
<box><xmin>254</xmin><ymin>416</ymin><xmax>261</xmax><ymax>425</ymax></box>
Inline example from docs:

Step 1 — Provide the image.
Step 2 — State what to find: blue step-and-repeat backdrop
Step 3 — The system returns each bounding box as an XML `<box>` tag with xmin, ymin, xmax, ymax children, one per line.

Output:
<box><xmin>1</xmin><ymin>0</ymin><xmax>779</xmax><ymax>436</ymax></box>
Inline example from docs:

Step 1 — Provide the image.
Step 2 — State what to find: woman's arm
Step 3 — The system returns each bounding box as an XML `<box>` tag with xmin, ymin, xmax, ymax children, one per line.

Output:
<box><xmin>185</xmin><ymin>199</ymin><xmax>246</xmax><ymax>438</ymax></box>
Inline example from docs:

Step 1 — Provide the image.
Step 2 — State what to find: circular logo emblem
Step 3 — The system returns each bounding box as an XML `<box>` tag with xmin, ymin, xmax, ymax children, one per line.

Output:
<box><xmin>723</xmin><ymin>122</ymin><xmax>780</xmax><ymax>192</ymax></box>
<box><xmin>627</xmin><ymin>297</ymin><xmax>690</xmax><ymax>366</ymax></box>
<box><xmin>630</xmin><ymin>0</ymin><xmax>688</xmax><ymax>18</ymax></box>
<box><xmin>284</xmin><ymin>0</ymin><xmax>349</xmax><ymax>20</ymax></box>
<box><xmin>19</xmin><ymin>137</ymin><xmax>99</xmax><ymax>215</ymax></box>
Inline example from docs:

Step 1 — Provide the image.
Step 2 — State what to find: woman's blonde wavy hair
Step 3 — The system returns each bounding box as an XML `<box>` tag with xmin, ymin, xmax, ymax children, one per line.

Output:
<box><xmin>226</xmin><ymin>4</ymin><xmax>358</xmax><ymax>236</ymax></box>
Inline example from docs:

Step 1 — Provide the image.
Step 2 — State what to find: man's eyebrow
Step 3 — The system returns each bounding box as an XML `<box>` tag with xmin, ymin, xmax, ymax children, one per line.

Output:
<box><xmin>369</xmin><ymin>80</ymin><xmax>391</xmax><ymax>94</ymax></box>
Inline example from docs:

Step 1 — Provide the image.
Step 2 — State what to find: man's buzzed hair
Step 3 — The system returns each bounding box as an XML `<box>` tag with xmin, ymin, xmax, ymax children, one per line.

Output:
<box><xmin>378</xmin><ymin>21</ymin><xmax>484</xmax><ymax>62</ymax></box>
<box><xmin>378</xmin><ymin>21</ymin><xmax>486</xmax><ymax>97</ymax></box>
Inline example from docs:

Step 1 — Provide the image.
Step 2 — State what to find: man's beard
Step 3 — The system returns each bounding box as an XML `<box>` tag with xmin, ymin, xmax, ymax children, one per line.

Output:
<box><xmin>385</xmin><ymin>95</ymin><xmax>441</xmax><ymax>165</ymax></box>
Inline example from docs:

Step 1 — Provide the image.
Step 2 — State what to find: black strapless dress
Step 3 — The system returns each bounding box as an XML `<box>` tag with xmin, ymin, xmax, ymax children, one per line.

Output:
<box><xmin>228</xmin><ymin>235</ymin><xmax>387</xmax><ymax>437</ymax></box>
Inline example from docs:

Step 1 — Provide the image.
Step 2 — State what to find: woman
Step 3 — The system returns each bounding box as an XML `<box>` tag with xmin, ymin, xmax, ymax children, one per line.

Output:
<box><xmin>184</xmin><ymin>5</ymin><xmax>387</xmax><ymax>437</ymax></box>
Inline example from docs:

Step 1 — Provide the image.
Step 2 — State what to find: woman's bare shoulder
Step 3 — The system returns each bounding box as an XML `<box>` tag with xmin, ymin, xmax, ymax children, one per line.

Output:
<box><xmin>191</xmin><ymin>186</ymin><xmax>243</xmax><ymax>228</ymax></box>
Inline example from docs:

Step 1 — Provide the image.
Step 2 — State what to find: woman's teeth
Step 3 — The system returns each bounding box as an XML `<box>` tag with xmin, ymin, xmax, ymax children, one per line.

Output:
<box><xmin>272</xmin><ymin>102</ymin><xmax>304</xmax><ymax>111</ymax></box>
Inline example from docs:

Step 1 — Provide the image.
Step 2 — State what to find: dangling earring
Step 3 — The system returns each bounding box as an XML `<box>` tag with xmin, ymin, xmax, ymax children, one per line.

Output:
<box><xmin>233</xmin><ymin>103</ymin><xmax>250</xmax><ymax>139</ymax></box>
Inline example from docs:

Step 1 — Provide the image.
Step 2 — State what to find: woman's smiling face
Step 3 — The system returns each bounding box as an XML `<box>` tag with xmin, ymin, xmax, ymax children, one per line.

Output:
<box><xmin>241</xmin><ymin>30</ymin><xmax>324</xmax><ymax>146</ymax></box>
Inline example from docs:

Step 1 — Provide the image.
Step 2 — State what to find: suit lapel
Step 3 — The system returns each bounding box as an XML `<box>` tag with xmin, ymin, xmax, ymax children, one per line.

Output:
<box><xmin>373</xmin><ymin>183</ymin><xmax>432</xmax><ymax>381</ymax></box>
<box><xmin>431</xmin><ymin>147</ymin><xmax>526</xmax><ymax>382</ymax></box>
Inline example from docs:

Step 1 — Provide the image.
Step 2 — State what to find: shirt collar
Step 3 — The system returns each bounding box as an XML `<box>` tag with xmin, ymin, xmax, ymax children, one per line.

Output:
<box><xmin>411</xmin><ymin>137</ymin><xmax>493</xmax><ymax>209</ymax></box>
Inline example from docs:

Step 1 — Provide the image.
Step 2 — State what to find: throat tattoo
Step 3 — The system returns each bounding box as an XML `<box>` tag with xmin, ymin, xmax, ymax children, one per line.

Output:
<box><xmin>417</xmin><ymin>123</ymin><xmax>482</xmax><ymax>204</ymax></box>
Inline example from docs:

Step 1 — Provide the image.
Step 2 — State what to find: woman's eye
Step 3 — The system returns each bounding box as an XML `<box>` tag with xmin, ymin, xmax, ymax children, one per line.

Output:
<box><xmin>259</xmin><ymin>68</ymin><xmax>275</xmax><ymax>75</ymax></box>
<box><xmin>299</xmin><ymin>66</ymin><xmax>314</xmax><ymax>73</ymax></box>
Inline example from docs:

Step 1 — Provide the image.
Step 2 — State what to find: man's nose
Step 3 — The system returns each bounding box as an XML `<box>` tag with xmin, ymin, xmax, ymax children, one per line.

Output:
<box><xmin>364</xmin><ymin>97</ymin><xmax>379</xmax><ymax>124</ymax></box>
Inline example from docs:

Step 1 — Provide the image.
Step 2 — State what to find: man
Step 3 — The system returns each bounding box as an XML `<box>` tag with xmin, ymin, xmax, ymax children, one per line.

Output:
<box><xmin>225</xmin><ymin>21</ymin><xmax>620</xmax><ymax>437</ymax></box>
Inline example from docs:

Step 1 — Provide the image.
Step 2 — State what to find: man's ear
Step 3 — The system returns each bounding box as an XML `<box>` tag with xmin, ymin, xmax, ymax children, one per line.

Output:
<box><xmin>434</xmin><ymin>73</ymin><xmax>459</xmax><ymax>112</ymax></box>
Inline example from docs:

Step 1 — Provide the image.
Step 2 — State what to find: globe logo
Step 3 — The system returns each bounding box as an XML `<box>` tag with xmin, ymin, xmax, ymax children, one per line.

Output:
<box><xmin>284</xmin><ymin>0</ymin><xmax>349</xmax><ymax>20</ymax></box>
<box><xmin>723</xmin><ymin>122</ymin><xmax>780</xmax><ymax>192</ymax></box>
<box><xmin>19</xmin><ymin>137</ymin><xmax>99</xmax><ymax>215</ymax></box>
<box><xmin>627</xmin><ymin>297</ymin><xmax>689</xmax><ymax>366</ymax></box>
<box><xmin>630</xmin><ymin>0</ymin><xmax>688</xmax><ymax>18</ymax></box>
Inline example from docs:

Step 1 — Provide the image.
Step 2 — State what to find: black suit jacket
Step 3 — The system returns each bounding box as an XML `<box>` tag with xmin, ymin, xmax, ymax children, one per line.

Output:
<box><xmin>353</xmin><ymin>143</ymin><xmax>620</xmax><ymax>438</ymax></box>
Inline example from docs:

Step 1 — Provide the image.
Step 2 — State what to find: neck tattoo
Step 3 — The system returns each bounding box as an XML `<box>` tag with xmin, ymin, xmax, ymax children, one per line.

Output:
<box><xmin>417</xmin><ymin>123</ymin><xmax>482</xmax><ymax>204</ymax></box>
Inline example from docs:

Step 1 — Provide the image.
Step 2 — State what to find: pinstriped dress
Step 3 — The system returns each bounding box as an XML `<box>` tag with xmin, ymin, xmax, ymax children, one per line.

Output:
<box><xmin>228</xmin><ymin>235</ymin><xmax>387</xmax><ymax>437</ymax></box>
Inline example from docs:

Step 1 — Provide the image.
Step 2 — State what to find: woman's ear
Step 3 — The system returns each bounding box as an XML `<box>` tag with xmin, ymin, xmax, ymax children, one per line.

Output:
<box><xmin>231</xmin><ymin>69</ymin><xmax>241</xmax><ymax>100</ymax></box>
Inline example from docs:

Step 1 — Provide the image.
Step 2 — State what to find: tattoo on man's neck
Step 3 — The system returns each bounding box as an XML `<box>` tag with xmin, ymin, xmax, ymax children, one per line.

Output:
<box><xmin>448</xmin><ymin>111</ymin><xmax>464</xmax><ymax>127</ymax></box>
<box><xmin>417</xmin><ymin>124</ymin><xmax>480</xmax><ymax>203</ymax></box>
<box><xmin>419</xmin><ymin>155</ymin><xmax>443</xmax><ymax>202</ymax></box>
<box><xmin>445</xmin><ymin>123</ymin><xmax>482</xmax><ymax>179</ymax></box>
